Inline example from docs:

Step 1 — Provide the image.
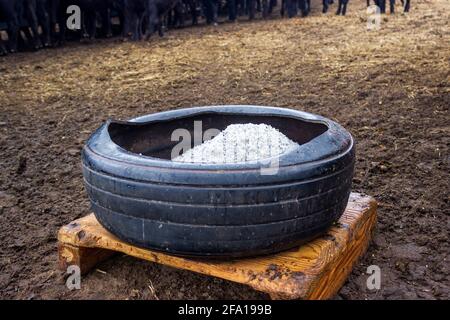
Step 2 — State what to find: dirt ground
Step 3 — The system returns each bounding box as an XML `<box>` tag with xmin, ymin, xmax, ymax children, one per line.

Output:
<box><xmin>0</xmin><ymin>0</ymin><xmax>449</xmax><ymax>300</ymax></box>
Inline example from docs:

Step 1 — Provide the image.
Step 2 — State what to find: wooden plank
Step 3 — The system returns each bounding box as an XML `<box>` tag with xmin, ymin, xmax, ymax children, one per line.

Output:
<box><xmin>58</xmin><ymin>192</ymin><xmax>377</xmax><ymax>299</ymax></box>
<box><xmin>58</xmin><ymin>242</ymin><xmax>115</xmax><ymax>275</ymax></box>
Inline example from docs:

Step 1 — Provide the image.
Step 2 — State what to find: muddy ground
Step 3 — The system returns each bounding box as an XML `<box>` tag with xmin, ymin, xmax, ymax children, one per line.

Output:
<box><xmin>0</xmin><ymin>0</ymin><xmax>449</xmax><ymax>300</ymax></box>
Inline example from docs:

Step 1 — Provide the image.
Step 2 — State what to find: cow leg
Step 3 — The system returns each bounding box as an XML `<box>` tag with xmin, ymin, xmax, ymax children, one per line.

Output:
<box><xmin>299</xmin><ymin>0</ymin><xmax>308</xmax><ymax>16</ymax></box>
<box><xmin>286</xmin><ymin>0</ymin><xmax>297</xmax><ymax>18</ymax></box>
<box><xmin>228</xmin><ymin>0</ymin><xmax>238</xmax><ymax>21</ymax></box>
<box><xmin>261</xmin><ymin>0</ymin><xmax>268</xmax><ymax>18</ymax></box>
<box><xmin>323</xmin><ymin>0</ymin><xmax>329</xmax><ymax>13</ymax></box>
<box><xmin>132</xmin><ymin>13</ymin><xmax>141</xmax><ymax>41</ymax></box>
<box><xmin>336</xmin><ymin>0</ymin><xmax>342</xmax><ymax>14</ymax></box>
<box><xmin>55</xmin><ymin>0</ymin><xmax>66</xmax><ymax>45</ymax></box>
<box><xmin>189</xmin><ymin>0</ymin><xmax>198</xmax><ymax>25</ymax></box>
<box><xmin>37</xmin><ymin>1</ymin><xmax>52</xmax><ymax>46</ymax></box>
<box><xmin>0</xmin><ymin>0</ymin><xmax>19</xmax><ymax>53</ymax></box>
<box><xmin>237</xmin><ymin>0</ymin><xmax>245</xmax><ymax>15</ymax></box>
<box><xmin>158</xmin><ymin>22</ymin><xmax>163</xmax><ymax>37</ymax></box>
<box><xmin>379</xmin><ymin>0</ymin><xmax>386</xmax><ymax>13</ymax></box>
<box><xmin>48</xmin><ymin>0</ymin><xmax>59</xmax><ymax>46</ymax></box>
<box><xmin>389</xmin><ymin>0</ymin><xmax>395</xmax><ymax>13</ymax></box>
<box><xmin>211</xmin><ymin>0</ymin><xmax>218</xmax><ymax>24</ymax></box>
<box><xmin>121</xmin><ymin>2</ymin><xmax>131</xmax><ymax>39</ymax></box>
<box><xmin>0</xmin><ymin>38</ymin><xmax>8</xmax><ymax>56</ymax></box>
<box><xmin>175</xmin><ymin>2</ymin><xmax>185</xmax><ymax>28</ymax></box>
<box><xmin>6</xmin><ymin>18</ymin><xmax>20</xmax><ymax>53</ymax></box>
<box><xmin>403</xmin><ymin>0</ymin><xmax>410</xmax><ymax>12</ymax></box>
<box><xmin>202</xmin><ymin>0</ymin><xmax>212</xmax><ymax>24</ymax></box>
<box><xmin>341</xmin><ymin>0</ymin><xmax>348</xmax><ymax>15</ymax></box>
<box><xmin>130</xmin><ymin>17</ymin><xmax>138</xmax><ymax>41</ymax></box>
<box><xmin>80</xmin><ymin>9</ymin><xmax>88</xmax><ymax>38</ymax></box>
<box><xmin>85</xmin><ymin>10</ymin><xmax>97</xmax><ymax>39</ymax></box>
<box><xmin>248</xmin><ymin>0</ymin><xmax>256</xmax><ymax>20</ymax></box>
<box><xmin>268</xmin><ymin>0</ymin><xmax>275</xmax><ymax>14</ymax></box>
<box><xmin>100</xmin><ymin>4</ymin><xmax>112</xmax><ymax>37</ymax></box>
<box><xmin>114</xmin><ymin>3</ymin><xmax>125</xmax><ymax>37</ymax></box>
<box><xmin>25</xmin><ymin>0</ymin><xmax>43</xmax><ymax>49</ymax></box>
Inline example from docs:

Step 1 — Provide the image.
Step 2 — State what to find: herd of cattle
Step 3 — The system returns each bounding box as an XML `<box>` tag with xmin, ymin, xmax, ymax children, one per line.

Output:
<box><xmin>0</xmin><ymin>0</ymin><xmax>411</xmax><ymax>56</ymax></box>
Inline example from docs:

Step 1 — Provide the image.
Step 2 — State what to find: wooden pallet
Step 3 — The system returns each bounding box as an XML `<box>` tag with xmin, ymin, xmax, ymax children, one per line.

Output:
<box><xmin>58</xmin><ymin>192</ymin><xmax>377</xmax><ymax>300</ymax></box>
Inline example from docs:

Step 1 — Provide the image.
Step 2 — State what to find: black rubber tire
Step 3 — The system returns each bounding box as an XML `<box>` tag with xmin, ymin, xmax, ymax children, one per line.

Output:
<box><xmin>82</xmin><ymin>105</ymin><xmax>355</xmax><ymax>258</ymax></box>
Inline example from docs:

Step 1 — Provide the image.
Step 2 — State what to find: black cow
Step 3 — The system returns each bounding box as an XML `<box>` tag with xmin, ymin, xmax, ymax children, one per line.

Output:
<box><xmin>32</xmin><ymin>0</ymin><xmax>52</xmax><ymax>47</ymax></box>
<box><xmin>124</xmin><ymin>0</ymin><xmax>180</xmax><ymax>40</ymax></box>
<box><xmin>146</xmin><ymin>0</ymin><xmax>181</xmax><ymax>38</ymax></box>
<box><xmin>123</xmin><ymin>0</ymin><xmax>147</xmax><ymax>40</ymax></box>
<box><xmin>336</xmin><ymin>0</ymin><xmax>348</xmax><ymax>15</ymax></box>
<box><xmin>0</xmin><ymin>0</ymin><xmax>43</xmax><ymax>52</ymax></box>
<box><xmin>282</xmin><ymin>0</ymin><xmax>308</xmax><ymax>18</ymax></box>
<box><xmin>283</xmin><ymin>0</ymin><xmax>296</xmax><ymax>18</ymax></box>
<box><xmin>0</xmin><ymin>0</ymin><xmax>20</xmax><ymax>53</ymax></box>
<box><xmin>373</xmin><ymin>0</ymin><xmax>403</xmax><ymax>13</ymax></box>
<box><xmin>75</xmin><ymin>0</ymin><xmax>113</xmax><ymax>39</ymax></box>
<box><xmin>300</xmin><ymin>0</ymin><xmax>310</xmax><ymax>16</ymax></box>
<box><xmin>166</xmin><ymin>1</ymin><xmax>186</xmax><ymax>28</ymax></box>
<box><xmin>260</xmin><ymin>0</ymin><xmax>277</xmax><ymax>18</ymax></box>
<box><xmin>184</xmin><ymin>0</ymin><xmax>199</xmax><ymax>25</ymax></box>
<box><xmin>46</xmin><ymin>0</ymin><xmax>78</xmax><ymax>45</ymax></box>
<box><xmin>227</xmin><ymin>0</ymin><xmax>237</xmax><ymax>21</ymax></box>
<box><xmin>323</xmin><ymin>0</ymin><xmax>332</xmax><ymax>13</ymax></box>
<box><xmin>19</xmin><ymin>0</ymin><xmax>43</xmax><ymax>49</ymax></box>
<box><xmin>202</xmin><ymin>0</ymin><xmax>219</xmax><ymax>24</ymax></box>
<box><xmin>402</xmin><ymin>0</ymin><xmax>410</xmax><ymax>12</ymax></box>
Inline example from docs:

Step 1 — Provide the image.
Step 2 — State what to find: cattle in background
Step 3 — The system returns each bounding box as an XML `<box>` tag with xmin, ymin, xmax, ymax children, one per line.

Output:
<box><xmin>0</xmin><ymin>0</ymin><xmax>20</xmax><ymax>53</ymax></box>
<box><xmin>0</xmin><ymin>0</ymin><xmax>44</xmax><ymax>52</ymax></box>
<box><xmin>146</xmin><ymin>0</ymin><xmax>181</xmax><ymax>38</ymax></box>
<box><xmin>1</xmin><ymin>0</ymin><xmax>414</xmax><ymax>56</ymax></box>
<box><xmin>20</xmin><ymin>0</ymin><xmax>43</xmax><ymax>49</ymax></box>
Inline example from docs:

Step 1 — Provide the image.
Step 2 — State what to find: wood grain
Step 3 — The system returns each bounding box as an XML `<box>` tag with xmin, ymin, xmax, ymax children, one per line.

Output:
<box><xmin>58</xmin><ymin>192</ymin><xmax>377</xmax><ymax>299</ymax></box>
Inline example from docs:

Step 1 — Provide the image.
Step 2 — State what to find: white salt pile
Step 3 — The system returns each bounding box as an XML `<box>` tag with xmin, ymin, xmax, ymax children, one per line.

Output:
<box><xmin>173</xmin><ymin>123</ymin><xmax>299</xmax><ymax>164</ymax></box>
